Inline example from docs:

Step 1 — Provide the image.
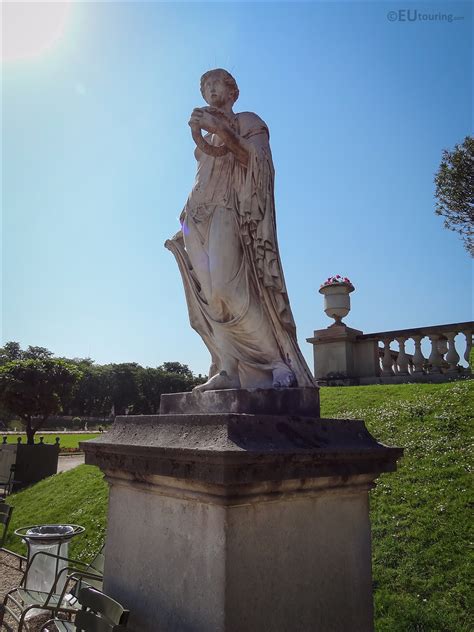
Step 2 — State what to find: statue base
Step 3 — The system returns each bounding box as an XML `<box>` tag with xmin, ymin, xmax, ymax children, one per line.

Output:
<box><xmin>160</xmin><ymin>386</ymin><xmax>320</xmax><ymax>417</ymax></box>
<box><xmin>83</xmin><ymin>390</ymin><xmax>402</xmax><ymax>632</ymax></box>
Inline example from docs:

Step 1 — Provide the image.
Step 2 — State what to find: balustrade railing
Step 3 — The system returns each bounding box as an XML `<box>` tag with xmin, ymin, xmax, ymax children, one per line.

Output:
<box><xmin>308</xmin><ymin>279</ymin><xmax>472</xmax><ymax>384</ymax></box>
<box><xmin>361</xmin><ymin>322</ymin><xmax>473</xmax><ymax>380</ymax></box>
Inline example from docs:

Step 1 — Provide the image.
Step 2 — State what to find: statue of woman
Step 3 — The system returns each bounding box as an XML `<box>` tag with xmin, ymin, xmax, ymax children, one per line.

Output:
<box><xmin>165</xmin><ymin>69</ymin><xmax>314</xmax><ymax>391</ymax></box>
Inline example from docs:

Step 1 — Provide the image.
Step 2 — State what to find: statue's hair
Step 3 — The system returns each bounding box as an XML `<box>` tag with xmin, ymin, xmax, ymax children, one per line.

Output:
<box><xmin>200</xmin><ymin>69</ymin><xmax>239</xmax><ymax>105</ymax></box>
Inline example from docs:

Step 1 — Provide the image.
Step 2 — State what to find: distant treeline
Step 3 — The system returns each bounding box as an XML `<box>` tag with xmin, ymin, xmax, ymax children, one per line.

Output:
<box><xmin>0</xmin><ymin>342</ymin><xmax>206</xmax><ymax>420</ymax></box>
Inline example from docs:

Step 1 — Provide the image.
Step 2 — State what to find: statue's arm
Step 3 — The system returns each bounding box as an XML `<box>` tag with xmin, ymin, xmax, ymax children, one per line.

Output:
<box><xmin>189</xmin><ymin>108</ymin><xmax>250</xmax><ymax>166</ymax></box>
<box><xmin>213</xmin><ymin>124</ymin><xmax>249</xmax><ymax>166</ymax></box>
<box><xmin>215</xmin><ymin>112</ymin><xmax>272</xmax><ymax>165</ymax></box>
<box><xmin>221</xmin><ymin>129</ymin><xmax>270</xmax><ymax>164</ymax></box>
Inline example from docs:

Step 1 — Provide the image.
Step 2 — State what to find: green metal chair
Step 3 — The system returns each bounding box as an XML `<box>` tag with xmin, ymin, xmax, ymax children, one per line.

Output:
<box><xmin>0</xmin><ymin>545</ymin><xmax>105</xmax><ymax>631</ymax></box>
<box><xmin>0</xmin><ymin>501</ymin><xmax>13</xmax><ymax>549</ymax></box>
<box><xmin>40</xmin><ymin>586</ymin><xmax>129</xmax><ymax>632</ymax></box>
<box><xmin>0</xmin><ymin>464</ymin><xmax>16</xmax><ymax>499</ymax></box>
<box><xmin>0</xmin><ymin>502</ymin><xmax>29</xmax><ymax>569</ymax></box>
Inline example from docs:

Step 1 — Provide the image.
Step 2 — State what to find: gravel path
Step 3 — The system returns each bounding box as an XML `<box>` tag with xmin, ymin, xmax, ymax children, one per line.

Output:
<box><xmin>0</xmin><ymin>550</ymin><xmax>23</xmax><ymax>631</ymax></box>
<box><xmin>0</xmin><ymin>550</ymin><xmax>22</xmax><ymax>602</ymax></box>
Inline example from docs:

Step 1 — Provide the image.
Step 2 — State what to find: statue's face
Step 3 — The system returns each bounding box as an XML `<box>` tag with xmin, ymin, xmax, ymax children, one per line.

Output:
<box><xmin>203</xmin><ymin>74</ymin><xmax>232</xmax><ymax>108</ymax></box>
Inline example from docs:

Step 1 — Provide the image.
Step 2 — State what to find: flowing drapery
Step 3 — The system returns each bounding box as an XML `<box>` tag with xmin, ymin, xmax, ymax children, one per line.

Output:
<box><xmin>165</xmin><ymin>111</ymin><xmax>315</xmax><ymax>388</ymax></box>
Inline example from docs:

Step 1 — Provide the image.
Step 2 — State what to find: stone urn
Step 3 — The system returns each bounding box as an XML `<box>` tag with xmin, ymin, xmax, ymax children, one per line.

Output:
<box><xmin>319</xmin><ymin>281</ymin><xmax>355</xmax><ymax>326</ymax></box>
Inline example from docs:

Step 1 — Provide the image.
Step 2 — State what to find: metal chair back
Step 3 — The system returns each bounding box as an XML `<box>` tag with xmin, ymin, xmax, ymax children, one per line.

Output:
<box><xmin>74</xmin><ymin>587</ymin><xmax>129</xmax><ymax>631</ymax></box>
<box><xmin>0</xmin><ymin>502</ymin><xmax>13</xmax><ymax>548</ymax></box>
<box><xmin>88</xmin><ymin>548</ymin><xmax>105</xmax><ymax>576</ymax></box>
<box><xmin>0</xmin><ymin>464</ymin><xmax>16</xmax><ymax>499</ymax></box>
<box><xmin>70</xmin><ymin>544</ymin><xmax>106</xmax><ymax>598</ymax></box>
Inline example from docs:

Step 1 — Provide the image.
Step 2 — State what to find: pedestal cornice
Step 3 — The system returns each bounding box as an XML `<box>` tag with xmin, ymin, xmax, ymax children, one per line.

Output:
<box><xmin>82</xmin><ymin>413</ymin><xmax>402</xmax><ymax>487</ymax></box>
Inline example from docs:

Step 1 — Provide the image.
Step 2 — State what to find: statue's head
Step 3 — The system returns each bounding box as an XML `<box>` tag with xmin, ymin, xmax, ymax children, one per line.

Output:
<box><xmin>200</xmin><ymin>69</ymin><xmax>239</xmax><ymax>107</ymax></box>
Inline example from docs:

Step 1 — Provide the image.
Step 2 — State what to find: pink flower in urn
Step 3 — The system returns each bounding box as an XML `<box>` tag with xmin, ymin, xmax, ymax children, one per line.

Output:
<box><xmin>319</xmin><ymin>275</ymin><xmax>354</xmax><ymax>289</ymax></box>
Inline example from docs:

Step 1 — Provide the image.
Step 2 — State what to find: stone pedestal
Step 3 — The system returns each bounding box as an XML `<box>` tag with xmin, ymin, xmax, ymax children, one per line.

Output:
<box><xmin>307</xmin><ymin>325</ymin><xmax>380</xmax><ymax>384</ymax></box>
<box><xmin>83</xmin><ymin>388</ymin><xmax>402</xmax><ymax>632</ymax></box>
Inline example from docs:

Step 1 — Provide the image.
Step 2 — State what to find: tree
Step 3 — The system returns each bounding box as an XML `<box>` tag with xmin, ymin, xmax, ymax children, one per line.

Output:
<box><xmin>68</xmin><ymin>364</ymin><xmax>113</xmax><ymax>419</ymax></box>
<box><xmin>23</xmin><ymin>346</ymin><xmax>53</xmax><ymax>360</ymax></box>
<box><xmin>158</xmin><ymin>362</ymin><xmax>193</xmax><ymax>378</ymax></box>
<box><xmin>0</xmin><ymin>342</ymin><xmax>54</xmax><ymax>365</ymax></box>
<box><xmin>109</xmin><ymin>363</ymin><xmax>142</xmax><ymax>416</ymax></box>
<box><xmin>0</xmin><ymin>359</ymin><xmax>82</xmax><ymax>444</ymax></box>
<box><xmin>434</xmin><ymin>136</ymin><xmax>474</xmax><ymax>256</ymax></box>
<box><xmin>0</xmin><ymin>342</ymin><xmax>207</xmax><ymax>422</ymax></box>
<box><xmin>0</xmin><ymin>342</ymin><xmax>23</xmax><ymax>365</ymax></box>
<box><xmin>138</xmin><ymin>367</ymin><xmax>164</xmax><ymax>414</ymax></box>
<box><xmin>137</xmin><ymin>366</ymin><xmax>205</xmax><ymax>414</ymax></box>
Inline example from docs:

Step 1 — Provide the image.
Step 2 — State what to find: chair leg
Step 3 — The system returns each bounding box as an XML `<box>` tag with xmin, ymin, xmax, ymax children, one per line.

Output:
<box><xmin>0</xmin><ymin>597</ymin><xmax>10</xmax><ymax>627</ymax></box>
<box><xmin>18</xmin><ymin>611</ymin><xmax>26</xmax><ymax>632</ymax></box>
<box><xmin>18</xmin><ymin>605</ymin><xmax>36</xmax><ymax>632</ymax></box>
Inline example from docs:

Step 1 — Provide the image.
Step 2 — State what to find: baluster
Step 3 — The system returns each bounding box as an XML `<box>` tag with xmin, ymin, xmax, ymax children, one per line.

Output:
<box><xmin>428</xmin><ymin>334</ymin><xmax>443</xmax><ymax>373</ymax></box>
<box><xmin>381</xmin><ymin>339</ymin><xmax>394</xmax><ymax>376</ymax></box>
<box><xmin>438</xmin><ymin>337</ymin><xmax>449</xmax><ymax>371</ymax></box>
<box><xmin>463</xmin><ymin>330</ymin><xmax>473</xmax><ymax>373</ymax></box>
<box><xmin>445</xmin><ymin>332</ymin><xmax>460</xmax><ymax>373</ymax></box>
<box><xmin>412</xmin><ymin>335</ymin><xmax>425</xmax><ymax>374</ymax></box>
<box><xmin>437</xmin><ymin>338</ymin><xmax>447</xmax><ymax>354</ymax></box>
<box><xmin>392</xmin><ymin>355</ymin><xmax>398</xmax><ymax>374</ymax></box>
<box><xmin>396</xmin><ymin>337</ymin><xmax>409</xmax><ymax>375</ymax></box>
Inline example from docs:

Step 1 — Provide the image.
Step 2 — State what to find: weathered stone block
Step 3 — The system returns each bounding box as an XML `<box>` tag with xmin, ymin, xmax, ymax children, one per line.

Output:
<box><xmin>160</xmin><ymin>386</ymin><xmax>320</xmax><ymax>417</ymax></box>
<box><xmin>83</xmin><ymin>406</ymin><xmax>402</xmax><ymax>632</ymax></box>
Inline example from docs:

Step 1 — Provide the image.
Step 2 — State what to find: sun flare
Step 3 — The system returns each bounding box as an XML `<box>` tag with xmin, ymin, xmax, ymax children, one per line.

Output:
<box><xmin>2</xmin><ymin>1</ymin><xmax>73</xmax><ymax>62</ymax></box>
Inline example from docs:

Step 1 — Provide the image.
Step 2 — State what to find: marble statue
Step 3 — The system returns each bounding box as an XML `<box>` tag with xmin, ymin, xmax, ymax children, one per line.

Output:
<box><xmin>165</xmin><ymin>69</ymin><xmax>314</xmax><ymax>391</ymax></box>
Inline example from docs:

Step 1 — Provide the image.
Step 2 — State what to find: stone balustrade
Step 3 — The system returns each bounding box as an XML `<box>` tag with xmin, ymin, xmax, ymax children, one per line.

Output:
<box><xmin>307</xmin><ymin>321</ymin><xmax>473</xmax><ymax>385</ymax></box>
<box><xmin>360</xmin><ymin>322</ymin><xmax>473</xmax><ymax>383</ymax></box>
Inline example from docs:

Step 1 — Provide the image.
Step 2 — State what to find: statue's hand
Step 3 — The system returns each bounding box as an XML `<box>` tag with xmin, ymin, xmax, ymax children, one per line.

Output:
<box><xmin>188</xmin><ymin>108</ymin><xmax>222</xmax><ymax>134</ymax></box>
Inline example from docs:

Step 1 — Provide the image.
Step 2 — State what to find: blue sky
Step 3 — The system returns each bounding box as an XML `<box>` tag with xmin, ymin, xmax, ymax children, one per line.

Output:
<box><xmin>2</xmin><ymin>1</ymin><xmax>472</xmax><ymax>374</ymax></box>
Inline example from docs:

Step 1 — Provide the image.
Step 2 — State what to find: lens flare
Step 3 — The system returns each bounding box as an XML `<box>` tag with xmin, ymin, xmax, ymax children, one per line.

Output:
<box><xmin>2</xmin><ymin>1</ymin><xmax>73</xmax><ymax>62</ymax></box>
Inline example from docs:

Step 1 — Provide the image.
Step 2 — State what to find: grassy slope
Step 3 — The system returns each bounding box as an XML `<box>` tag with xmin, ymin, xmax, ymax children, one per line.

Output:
<box><xmin>321</xmin><ymin>380</ymin><xmax>473</xmax><ymax>632</ymax></box>
<box><xmin>4</xmin><ymin>465</ymin><xmax>108</xmax><ymax>563</ymax></box>
<box><xmin>4</xmin><ymin>380</ymin><xmax>473</xmax><ymax>631</ymax></box>
<box><xmin>2</xmin><ymin>434</ymin><xmax>100</xmax><ymax>449</ymax></box>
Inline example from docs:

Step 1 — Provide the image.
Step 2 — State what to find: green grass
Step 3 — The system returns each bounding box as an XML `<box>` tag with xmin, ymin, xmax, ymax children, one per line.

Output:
<box><xmin>3</xmin><ymin>380</ymin><xmax>473</xmax><ymax>631</ymax></box>
<box><xmin>322</xmin><ymin>380</ymin><xmax>473</xmax><ymax>632</ymax></box>
<box><xmin>4</xmin><ymin>465</ymin><xmax>107</xmax><ymax>563</ymax></box>
<box><xmin>2</xmin><ymin>433</ymin><xmax>99</xmax><ymax>449</ymax></box>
